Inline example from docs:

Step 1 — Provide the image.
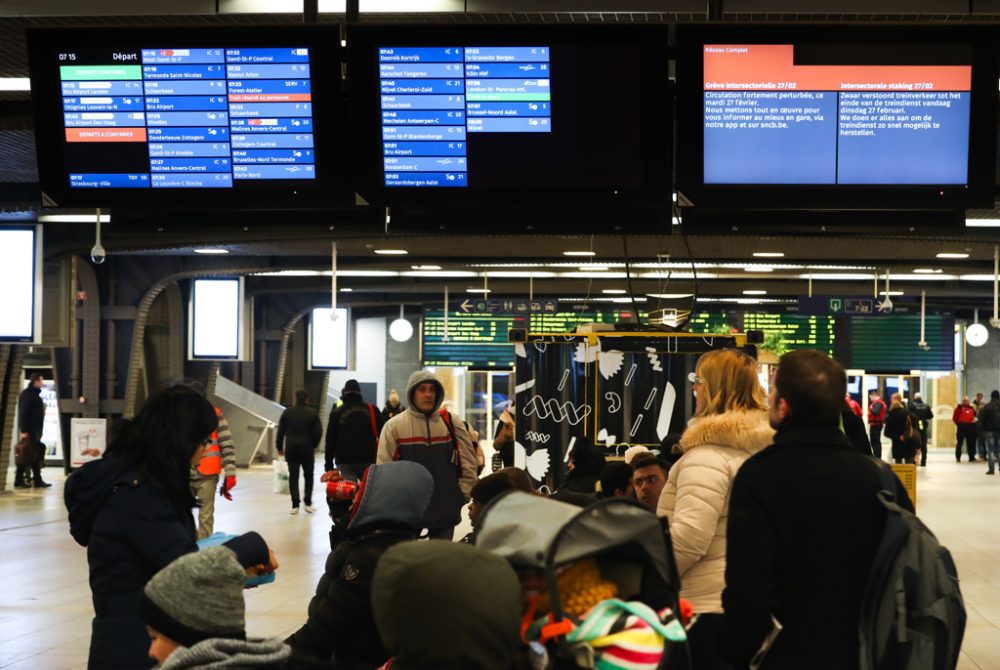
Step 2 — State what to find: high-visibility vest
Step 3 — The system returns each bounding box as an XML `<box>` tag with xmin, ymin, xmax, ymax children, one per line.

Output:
<box><xmin>196</xmin><ymin>406</ymin><xmax>224</xmax><ymax>476</ymax></box>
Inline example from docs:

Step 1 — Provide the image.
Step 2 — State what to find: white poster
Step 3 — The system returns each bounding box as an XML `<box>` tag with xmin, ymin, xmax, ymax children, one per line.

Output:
<box><xmin>70</xmin><ymin>418</ymin><xmax>107</xmax><ymax>466</ymax></box>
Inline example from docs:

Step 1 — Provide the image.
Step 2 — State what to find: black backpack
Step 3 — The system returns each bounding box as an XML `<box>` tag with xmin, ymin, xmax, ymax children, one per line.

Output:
<box><xmin>858</xmin><ymin>461</ymin><xmax>966</xmax><ymax>670</ymax></box>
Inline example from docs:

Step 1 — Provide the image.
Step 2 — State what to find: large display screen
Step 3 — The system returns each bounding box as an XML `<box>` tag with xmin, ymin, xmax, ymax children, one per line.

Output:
<box><xmin>349</xmin><ymin>24</ymin><xmax>671</xmax><ymax>210</ymax></box>
<box><xmin>27</xmin><ymin>26</ymin><xmax>345</xmax><ymax>207</ymax></box>
<box><xmin>675</xmin><ymin>25</ymin><xmax>998</xmax><ymax>211</ymax></box>
<box><xmin>703</xmin><ymin>44</ymin><xmax>970</xmax><ymax>185</ymax></box>
<box><xmin>310</xmin><ymin>307</ymin><xmax>350</xmax><ymax>370</ymax></box>
<box><xmin>189</xmin><ymin>278</ymin><xmax>244</xmax><ymax>360</ymax></box>
<box><xmin>421</xmin><ymin>310</ymin><xmax>516</xmax><ymax>368</ymax></box>
<box><xmin>0</xmin><ymin>226</ymin><xmax>41</xmax><ymax>343</ymax></box>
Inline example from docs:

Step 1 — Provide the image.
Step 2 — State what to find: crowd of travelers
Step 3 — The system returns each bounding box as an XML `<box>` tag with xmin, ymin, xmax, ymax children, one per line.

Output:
<box><xmin>60</xmin><ymin>347</ymin><xmax>966</xmax><ymax>670</ymax></box>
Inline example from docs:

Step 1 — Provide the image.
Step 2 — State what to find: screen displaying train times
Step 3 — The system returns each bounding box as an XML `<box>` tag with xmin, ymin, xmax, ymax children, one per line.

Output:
<box><xmin>56</xmin><ymin>46</ymin><xmax>317</xmax><ymax>189</ymax></box>
<box><xmin>703</xmin><ymin>44</ymin><xmax>972</xmax><ymax>185</ymax></box>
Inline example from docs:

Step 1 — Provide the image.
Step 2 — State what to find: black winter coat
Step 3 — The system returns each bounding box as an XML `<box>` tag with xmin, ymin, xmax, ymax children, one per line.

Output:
<box><xmin>325</xmin><ymin>395</ymin><xmax>385</xmax><ymax>470</ymax></box>
<box><xmin>720</xmin><ymin>422</ymin><xmax>912</xmax><ymax>670</ymax></box>
<box><xmin>286</xmin><ymin>526</ymin><xmax>417</xmax><ymax>669</ymax></box>
<box><xmin>277</xmin><ymin>402</ymin><xmax>323</xmax><ymax>458</ymax></box>
<box><xmin>66</xmin><ymin>453</ymin><xmax>269</xmax><ymax>670</ymax></box>
<box><xmin>885</xmin><ymin>406</ymin><xmax>918</xmax><ymax>460</ymax></box>
<box><xmin>17</xmin><ymin>384</ymin><xmax>44</xmax><ymax>437</ymax></box>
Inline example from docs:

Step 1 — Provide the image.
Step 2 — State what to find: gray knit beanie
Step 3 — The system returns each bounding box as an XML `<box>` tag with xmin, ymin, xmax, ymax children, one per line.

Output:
<box><xmin>140</xmin><ymin>546</ymin><xmax>247</xmax><ymax>648</ymax></box>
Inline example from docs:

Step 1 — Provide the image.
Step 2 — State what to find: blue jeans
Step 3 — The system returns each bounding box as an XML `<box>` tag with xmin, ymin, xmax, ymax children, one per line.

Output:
<box><xmin>984</xmin><ymin>431</ymin><xmax>1000</xmax><ymax>472</ymax></box>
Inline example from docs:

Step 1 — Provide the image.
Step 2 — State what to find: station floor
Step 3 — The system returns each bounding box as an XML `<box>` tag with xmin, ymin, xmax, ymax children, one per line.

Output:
<box><xmin>2</xmin><ymin>448</ymin><xmax>999</xmax><ymax>670</ymax></box>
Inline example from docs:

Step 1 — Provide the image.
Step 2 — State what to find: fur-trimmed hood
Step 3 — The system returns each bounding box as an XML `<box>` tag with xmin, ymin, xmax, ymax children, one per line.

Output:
<box><xmin>678</xmin><ymin>410</ymin><xmax>774</xmax><ymax>455</ymax></box>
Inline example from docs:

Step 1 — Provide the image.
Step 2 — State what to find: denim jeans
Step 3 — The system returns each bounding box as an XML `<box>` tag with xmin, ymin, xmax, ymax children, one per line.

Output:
<box><xmin>984</xmin><ymin>431</ymin><xmax>1000</xmax><ymax>472</ymax></box>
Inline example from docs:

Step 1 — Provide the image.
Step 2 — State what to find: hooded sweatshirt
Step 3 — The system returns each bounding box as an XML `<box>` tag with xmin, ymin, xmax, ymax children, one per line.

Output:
<box><xmin>376</xmin><ymin>371</ymin><xmax>478</xmax><ymax>529</ymax></box>
<box><xmin>286</xmin><ymin>462</ymin><xmax>434</xmax><ymax>668</ymax></box>
<box><xmin>656</xmin><ymin>409</ymin><xmax>775</xmax><ymax>613</ymax></box>
<box><xmin>372</xmin><ymin>541</ymin><xmax>522</xmax><ymax>670</ymax></box>
<box><xmin>159</xmin><ymin>638</ymin><xmax>291</xmax><ymax>669</ymax></box>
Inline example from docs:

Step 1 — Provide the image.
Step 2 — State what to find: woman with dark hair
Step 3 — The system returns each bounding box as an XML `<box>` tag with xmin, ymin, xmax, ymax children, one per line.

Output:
<box><xmin>66</xmin><ymin>385</ymin><xmax>276</xmax><ymax>669</ymax></box>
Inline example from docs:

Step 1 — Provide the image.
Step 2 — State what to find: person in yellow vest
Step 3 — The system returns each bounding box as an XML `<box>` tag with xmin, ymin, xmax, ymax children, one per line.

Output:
<box><xmin>190</xmin><ymin>405</ymin><xmax>237</xmax><ymax>539</ymax></box>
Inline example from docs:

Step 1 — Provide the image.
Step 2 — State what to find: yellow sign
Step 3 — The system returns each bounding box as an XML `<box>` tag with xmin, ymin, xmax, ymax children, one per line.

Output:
<box><xmin>890</xmin><ymin>463</ymin><xmax>917</xmax><ymax>510</ymax></box>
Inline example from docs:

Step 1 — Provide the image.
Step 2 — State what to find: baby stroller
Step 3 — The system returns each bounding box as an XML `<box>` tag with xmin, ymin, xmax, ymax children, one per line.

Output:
<box><xmin>476</xmin><ymin>491</ymin><xmax>691</xmax><ymax>669</ymax></box>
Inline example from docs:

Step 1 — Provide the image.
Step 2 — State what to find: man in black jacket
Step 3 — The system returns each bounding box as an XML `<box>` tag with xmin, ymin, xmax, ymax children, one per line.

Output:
<box><xmin>977</xmin><ymin>390</ymin><xmax>1000</xmax><ymax>475</ymax></box>
<box><xmin>277</xmin><ymin>389</ymin><xmax>323</xmax><ymax>514</ymax></box>
<box><xmin>720</xmin><ymin>350</ymin><xmax>912</xmax><ymax>670</ymax></box>
<box><xmin>324</xmin><ymin>379</ymin><xmax>384</xmax><ymax>482</ymax></box>
<box><xmin>15</xmin><ymin>373</ymin><xmax>49</xmax><ymax>488</ymax></box>
<box><xmin>907</xmin><ymin>392</ymin><xmax>934</xmax><ymax>467</ymax></box>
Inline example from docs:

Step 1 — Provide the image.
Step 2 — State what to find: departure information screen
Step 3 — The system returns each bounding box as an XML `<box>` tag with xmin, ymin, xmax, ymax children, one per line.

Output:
<box><xmin>421</xmin><ymin>310</ymin><xmax>516</xmax><ymax>368</ymax></box>
<box><xmin>57</xmin><ymin>46</ymin><xmax>317</xmax><ymax>189</ymax></box>
<box><xmin>703</xmin><ymin>45</ymin><xmax>971</xmax><ymax>185</ymax></box>
<box><xmin>379</xmin><ymin>46</ymin><xmax>552</xmax><ymax>187</ymax></box>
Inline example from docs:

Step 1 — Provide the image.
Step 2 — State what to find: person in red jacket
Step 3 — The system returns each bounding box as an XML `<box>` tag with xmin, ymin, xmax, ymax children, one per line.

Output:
<box><xmin>868</xmin><ymin>392</ymin><xmax>887</xmax><ymax>459</ymax></box>
<box><xmin>845</xmin><ymin>393</ymin><xmax>863</xmax><ymax>418</ymax></box>
<box><xmin>953</xmin><ymin>396</ymin><xmax>979</xmax><ymax>463</ymax></box>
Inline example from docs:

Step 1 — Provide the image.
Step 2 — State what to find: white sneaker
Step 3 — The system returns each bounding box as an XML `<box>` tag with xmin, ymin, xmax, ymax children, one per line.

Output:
<box><xmin>290</xmin><ymin>507</ymin><xmax>299</xmax><ymax>515</ymax></box>
<box><xmin>304</xmin><ymin>505</ymin><xmax>316</xmax><ymax>513</ymax></box>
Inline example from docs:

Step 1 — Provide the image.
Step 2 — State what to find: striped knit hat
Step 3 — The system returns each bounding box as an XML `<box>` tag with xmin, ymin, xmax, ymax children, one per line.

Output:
<box><xmin>565</xmin><ymin>599</ymin><xmax>687</xmax><ymax>670</ymax></box>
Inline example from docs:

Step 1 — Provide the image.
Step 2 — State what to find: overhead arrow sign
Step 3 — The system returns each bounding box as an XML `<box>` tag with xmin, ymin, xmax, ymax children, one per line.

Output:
<box><xmin>460</xmin><ymin>299</ymin><xmax>473</xmax><ymax>313</ymax></box>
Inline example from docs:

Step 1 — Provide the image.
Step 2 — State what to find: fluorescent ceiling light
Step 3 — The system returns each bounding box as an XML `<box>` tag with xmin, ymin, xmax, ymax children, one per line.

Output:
<box><xmin>966</xmin><ymin>219</ymin><xmax>1000</xmax><ymax>228</ymax></box>
<box><xmin>742</xmin><ymin>290</ymin><xmax>767</xmax><ymax>295</ymax></box>
<box><xmin>753</xmin><ymin>252</ymin><xmax>785</xmax><ymax>258</ymax></box>
<box><xmin>563</xmin><ymin>251</ymin><xmax>596</xmax><ymax>257</ymax></box>
<box><xmin>0</xmin><ymin>78</ymin><xmax>30</xmax><ymax>92</ymax></box>
<box><xmin>578</xmin><ymin>265</ymin><xmax>609</xmax><ymax>272</ymax></box>
<box><xmin>400</xmin><ymin>271</ymin><xmax>476</xmax><ymax>278</ymax></box>
<box><xmin>936</xmin><ymin>252</ymin><xmax>969</xmax><ymax>259</ymax></box>
<box><xmin>647</xmin><ymin>293</ymin><xmax>694</xmax><ymax>299</ymax></box>
<box><xmin>913</xmin><ymin>268</ymin><xmax>942</xmax><ymax>274</ymax></box>
<box><xmin>879</xmin><ymin>291</ymin><xmax>904</xmax><ymax>296</ymax></box>
<box><xmin>411</xmin><ymin>265</ymin><xmax>441</xmax><ymax>270</ymax></box>
<box><xmin>340</xmin><ymin>287</ymin><xmax>353</xmax><ymax>292</ymax></box>
<box><xmin>558</xmin><ymin>272</ymin><xmax>628</xmax><ymax>279</ymax></box>
<box><xmin>959</xmin><ymin>274</ymin><xmax>999</xmax><ymax>281</ymax></box>
<box><xmin>891</xmin><ymin>273</ymin><xmax>958</xmax><ymax>281</ymax></box>
<box><xmin>374</xmin><ymin>249</ymin><xmax>408</xmax><ymax>255</ymax></box>
<box><xmin>558</xmin><ymin>297</ymin><xmax>647</xmax><ymax>303</ymax></box>
<box><xmin>745</xmin><ymin>266</ymin><xmax>773</xmax><ymax>272</ymax></box>
<box><xmin>337</xmin><ymin>270</ymin><xmax>399</xmax><ymax>277</ymax></box>
<box><xmin>602</xmin><ymin>289</ymin><xmax>627</xmax><ymax>294</ymax></box>
<box><xmin>697</xmin><ymin>297</ymin><xmax>797</xmax><ymax>305</ymax></box>
<box><xmin>193</xmin><ymin>248</ymin><xmax>229</xmax><ymax>255</ymax></box>
<box><xmin>251</xmin><ymin>270</ymin><xmax>324</xmax><ymax>277</ymax></box>
<box><xmin>466</xmin><ymin>288</ymin><xmax>491</xmax><ymax>294</ymax></box>
<box><xmin>798</xmin><ymin>273</ymin><xmax>880</xmax><ymax>281</ymax></box>
<box><xmin>38</xmin><ymin>213</ymin><xmax>110</xmax><ymax>223</ymax></box>
<box><xmin>486</xmin><ymin>271</ymin><xmax>557</xmax><ymax>278</ymax></box>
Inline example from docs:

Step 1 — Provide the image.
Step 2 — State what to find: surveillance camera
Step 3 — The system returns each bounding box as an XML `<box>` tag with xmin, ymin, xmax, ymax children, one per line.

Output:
<box><xmin>90</xmin><ymin>242</ymin><xmax>106</xmax><ymax>265</ymax></box>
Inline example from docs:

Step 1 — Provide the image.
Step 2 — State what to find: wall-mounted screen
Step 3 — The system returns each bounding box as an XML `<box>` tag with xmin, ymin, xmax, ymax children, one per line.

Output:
<box><xmin>0</xmin><ymin>226</ymin><xmax>42</xmax><ymax>343</ymax></box>
<box><xmin>348</xmin><ymin>24</ymin><xmax>671</xmax><ymax>212</ymax></box>
<box><xmin>189</xmin><ymin>278</ymin><xmax>244</xmax><ymax>360</ymax></box>
<box><xmin>835</xmin><ymin>314</ymin><xmax>953</xmax><ymax>372</ymax></box>
<box><xmin>421</xmin><ymin>310</ymin><xmax>515</xmax><ymax>368</ymax></box>
<box><xmin>675</xmin><ymin>25</ymin><xmax>998</xmax><ymax>212</ymax></box>
<box><xmin>310</xmin><ymin>307</ymin><xmax>349</xmax><ymax>370</ymax></box>
<box><xmin>27</xmin><ymin>26</ymin><xmax>347</xmax><ymax>208</ymax></box>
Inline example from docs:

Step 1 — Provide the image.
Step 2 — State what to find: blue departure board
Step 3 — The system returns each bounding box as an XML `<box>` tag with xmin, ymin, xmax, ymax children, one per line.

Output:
<box><xmin>57</xmin><ymin>47</ymin><xmax>316</xmax><ymax>189</ymax></box>
<box><xmin>379</xmin><ymin>46</ymin><xmax>552</xmax><ymax>187</ymax></box>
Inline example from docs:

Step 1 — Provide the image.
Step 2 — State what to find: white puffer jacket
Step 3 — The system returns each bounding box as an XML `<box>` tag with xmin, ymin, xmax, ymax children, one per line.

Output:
<box><xmin>656</xmin><ymin>410</ymin><xmax>774</xmax><ymax>613</ymax></box>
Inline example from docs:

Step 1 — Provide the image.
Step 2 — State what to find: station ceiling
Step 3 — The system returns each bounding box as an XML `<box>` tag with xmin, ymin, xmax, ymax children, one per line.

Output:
<box><xmin>4</xmin><ymin>2</ymin><xmax>1000</xmax><ymax>314</ymax></box>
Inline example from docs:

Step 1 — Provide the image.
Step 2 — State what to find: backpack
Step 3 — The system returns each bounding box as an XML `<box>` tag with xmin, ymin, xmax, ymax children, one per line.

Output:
<box><xmin>858</xmin><ymin>461</ymin><xmax>966</xmax><ymax>670</ymax></box>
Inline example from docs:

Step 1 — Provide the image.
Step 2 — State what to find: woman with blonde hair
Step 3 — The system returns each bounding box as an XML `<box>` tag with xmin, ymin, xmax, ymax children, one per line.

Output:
<box><xmin>657</xmin><ymin>348</ymin><xmax>775</xmax><ymax>669</ymax></box>
<box><xmin>885</xmin><ymin>392</ymin><xmax>918</xmax><ymax>464</ymax></box>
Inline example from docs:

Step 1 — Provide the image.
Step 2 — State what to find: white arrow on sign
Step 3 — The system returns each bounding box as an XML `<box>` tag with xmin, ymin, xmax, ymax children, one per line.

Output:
<box><xmin>460</xmin><ymin>299</ymin><xmax>473</xmax><ymax>313</ymax></box>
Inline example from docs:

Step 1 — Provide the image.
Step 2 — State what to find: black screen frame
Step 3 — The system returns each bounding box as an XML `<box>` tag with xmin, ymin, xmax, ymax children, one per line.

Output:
<box><xmin>675</xmin><ymin>24</ymin><xmax>999</xmax><ymax>213</ymax></box>
<box><xmin>347</xmin><ymin>23</ymin><xmax>672</xmax><ymax>213</ymax></box>
<box><xmin>27</xmin><ymin>24</ymin><xmax>350</xmax><ymax>210</ymax></box>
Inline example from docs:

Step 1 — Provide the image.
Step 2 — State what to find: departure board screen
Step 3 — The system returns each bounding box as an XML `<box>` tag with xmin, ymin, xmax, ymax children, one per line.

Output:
<box><xmin>834</xmin><ymin>314</ymin><xmax>953</xmax><ymax>372</ymax></box>
<box><xmin>349</xmin><ymin>24</ymin><xmax>671</xmax><ymax>208</ymax></box>
<box><xmin>522</xmin><ymin>309</ymin><xmax>643</xmax><ymax>332</ymax></box>
<box><xmin>743</xmin><ymin>313</ymin><xmax>835</xmax><ymax>356</ymax></box>
<box><xmin>702</xmin><ymin>45</ymin><xmax>971</xmax><ymax>185</ymax></box>
<box><xmin>421</xmin><ymin>311</ymin><xmax>515</xmax><ymax>368</ymax></box>
<box><xmin>675</xmin><ymin>25</ymin><xmax>999</xmax><ymax>211</ymax></box>
<box><xmin>27</xmin><ymin>26</ymin><xmax>345</xmax><ymax>207</ymax></box>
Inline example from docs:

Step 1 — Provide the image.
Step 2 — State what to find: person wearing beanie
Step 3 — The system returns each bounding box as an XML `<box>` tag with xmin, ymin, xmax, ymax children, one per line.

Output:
<box><xmin>141</xmin><ymin>544</ymin><xmax>289</xmax><ymax>669</ymax></box>
<box><xmin>382</xmin><ymin>389</ymin><xmax>405</xmax><ymax>422</ymax></box>
<box><xmin>286</xmin><ymin>461</ymin><xmax>435</xmax><ymax>670</ymax></box>
<box><xmin>324</xmin><ymin>379</ymin><xmax>385</xmax><ymax>483</ymax></box>
<box><xmin>622</xmin><ymin>444</ymin><xmax>650</xmax><ymax>465</ymax></box>
<box><xmin>371</xmin><ymin>541</ymin><xmax>522</xmax><ymax>670</ymax></box>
